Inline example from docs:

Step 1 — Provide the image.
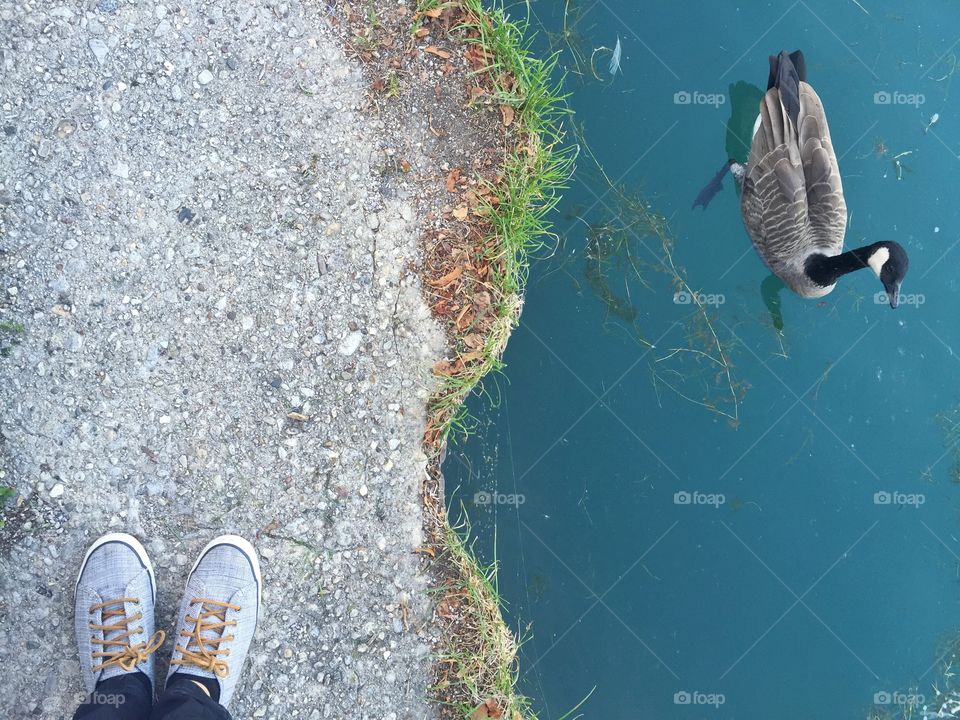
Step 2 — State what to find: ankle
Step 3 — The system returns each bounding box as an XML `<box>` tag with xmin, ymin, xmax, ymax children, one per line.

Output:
<box><xmin>167</xmin><ymin>672</ymin><xmax>222</xmax><ymax>703</ymax></box>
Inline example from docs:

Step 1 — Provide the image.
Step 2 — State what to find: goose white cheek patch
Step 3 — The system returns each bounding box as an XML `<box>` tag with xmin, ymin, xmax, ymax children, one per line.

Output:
<box><xmin>868</xmin><ymin>247</ymin><xmax>890</xmax><ymax>278</ymax></box>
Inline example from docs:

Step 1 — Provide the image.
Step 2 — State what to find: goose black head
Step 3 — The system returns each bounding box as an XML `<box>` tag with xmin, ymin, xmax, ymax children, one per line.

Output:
<box><xmin>867</xmin><ymin>241</ymin><xmax>910</xmax><ymax>308</ymax></box>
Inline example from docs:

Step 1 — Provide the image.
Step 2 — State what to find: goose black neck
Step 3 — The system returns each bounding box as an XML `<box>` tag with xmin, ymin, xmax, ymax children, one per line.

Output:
<box><xmin>805</xmin><ymin>245</ymin><xmax>880</xmax><ymax>288</ymax></box>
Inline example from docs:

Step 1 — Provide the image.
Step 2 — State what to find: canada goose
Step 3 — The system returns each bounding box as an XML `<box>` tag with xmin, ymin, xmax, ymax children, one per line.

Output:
<box><xmin>696</xmin><ymin>50</ymin><xmax>910</xmax><ymax>308</ymax></box>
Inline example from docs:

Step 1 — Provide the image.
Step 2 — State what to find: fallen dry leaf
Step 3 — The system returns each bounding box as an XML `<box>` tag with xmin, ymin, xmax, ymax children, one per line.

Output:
<box><xmin>454</xmin><ymin>304</ymin><xmax>472</xmax><ymax>329</ymax></box>
<box><xmin>414</xmin><ymin>546</ymin><xmax>436</xmax><ymax>558</ymax></box>
<box><xmin>257</xmin><ymin>517</ymin><xmax>280</xmax><ymax>538</ymax></box>
<box><xmin>452</xmin><ymin>206</ymin><xmax>469</xmax><ymax>221</ymax></box>
<box><xmin>428</xmin><ymin>266</ymin><xmax>462</xmax><ymax>288</ymax></box>
<box><xmin>445</xmin><ymin>167</ymin><xmax>461</xmax><ymax>192</ymax></box>
<box><xmin>287</xmin><ymin>411</ymin><xmax>310</xmax><ymax>422</ymax></box>
<box><xmin>422</xmin><ymin>7</ymin><xmax>442</xmax><ymax>17</ymax></box>
<box><xmin>471</xmin><ymin>700</ymin><xmax>504</xmax><ymax>720</ymax></box>
<box><xmin>432</xmin><ymin>358</ymin><xmax>464</xmax><ymax>376</ymax></box>
<box><xmin>500</xmin><ymin>104</ymin><xmax>515</xmax><ymax>127</ymax></box>
<box><xmin>399</xmin><ymin>159</ymin><xmax>411</xmax><ymax>172</ymax></box>
<box><xmin>424</xmin><ymin>45</ymin><xmax>451</xmax><ymax>59</ymax></box>
<box><xmin>437</xmin><ymin>599</ymin><xmax>455</xmax><ymax>619</ymax></box>
<box><xmin>415</xmin><ymin>27</ymin><xmax>430</xmax><ymax>38</ymax></box>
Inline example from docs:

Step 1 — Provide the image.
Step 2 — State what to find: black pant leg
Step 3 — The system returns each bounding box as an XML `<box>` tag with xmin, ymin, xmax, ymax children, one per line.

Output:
<box><xmin>73</xmin><ymin>672</ymin><xmax>153</xmax><ymax>720</ymax></box>
<box><xmin>150</xmin><ymin>679</ymin><xmax>232</xmax><ymax>720</ymax></box>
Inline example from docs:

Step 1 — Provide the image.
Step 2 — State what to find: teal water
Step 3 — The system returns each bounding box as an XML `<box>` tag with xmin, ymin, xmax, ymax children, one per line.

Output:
<box><xmin>445</xmin><ymin>1</ymin><xmax>960</xmax><ymax>718</ymax></box>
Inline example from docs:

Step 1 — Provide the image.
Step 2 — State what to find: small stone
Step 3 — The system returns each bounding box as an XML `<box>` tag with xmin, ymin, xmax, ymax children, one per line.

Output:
<box><xmin>241</xmin><ymin>316</ymin><xmax>254</xmax><ymax>331</ymax></box>
<box><xmin>63</xmin><ymin>238</ymin><xmax>78</xmax><ymax>251</ymax></box>
<box><xmin>337</xmin><ymin>331</ymin><xmax>362</xmax><ymax>356</ymax></box>
<box><xmin>225</xmin><ymin>57</ymin><xmax>238</xmax><ymax>71</ymax></box>
<box><xmin>177</xmin><ymin>207</ymin><xmax>196</xmax><ymax>223</ymax></box>
<box><xmin>155</xmin><ymin>20</ymin><xmax>171</xmax><ymax>37</ymax></box>
<box><xmin>111</xmin><ymin>162</ymin><xmax>130</xmax><ymax>179</ymax></box>
<box><xmin>37</xmin><ymin>140</ymin><xmax>52</xmax><ymax>159</ymax></box>
<box><xmin>88</xmin><ymin>39</ymin><xmax>109</xmax><ymax>64</ymax></box>
<box><xmin>198</xmin><ymin>69</ymin><xmax>214</xmax><ymax>85</ymax></box>
<box><xmin>366</xmin><ymin>213</ymin><xmax>380</xmax><ymax>230</ymax></box>
<box><xmin>49</xmin><ymin>483</ymin><xmax>64</xmax><ymax>498</ymax></box>
<box><xmin>97</xmin><ymin>0</ymin><xmax>118</xmax><ymax>12</ymax></box>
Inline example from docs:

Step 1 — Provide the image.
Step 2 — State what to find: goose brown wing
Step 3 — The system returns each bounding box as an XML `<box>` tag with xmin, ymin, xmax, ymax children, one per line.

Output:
<box><xmin>797</xmin><ymin>81</ymin><xmax>846</xmax><ymax>252</ymax></box>
<box><xmin>741</xmin><ymin>88</ymin><xmax>810</xmax><ymax>275</ymax></box>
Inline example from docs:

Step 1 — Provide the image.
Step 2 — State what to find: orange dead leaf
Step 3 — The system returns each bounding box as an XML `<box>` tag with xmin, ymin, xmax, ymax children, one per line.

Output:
<box><xmin>422</xmin><ymin>7</ymin><xmax>442</xmax><ymax>17</ymax></box>
<box><xmin>469</xmin><ymin>86</ymin><xmax>486</xmax><ymax>103</ymax></box>
<box><xmin>433</xmin><ymin>358</ymin><xmax>464</xmax><ymax>376</ymax></box>
<box><xmin>445</xmin><ymin>167</ymin><xmax>461</xmax><ymax>192</ymax></box>
<box><xmin>452</xmin><ymin>206</ymin><xmax>469</xmax><ymax>221</ymax></box>
<box><xmin>455</xmin><ymin>304</ymin><xmax>472</xmax><ymax>329</ymax></box>
<box><xmin>500</xmin><ymin>105</ymin><xmax>515</xmax><ymax>127</ymax></box>
<box><xmin>415</xmin><ymin>27</ymin><xmax>430</xmax><ymax>38</ymax></box>
<box><xmin>399</xmin><ymin>159</ymin><xmax>411</xmax><ymax>172</ymax></box>
<box><xmin>471</xmin><ymin>700</ymin><xmax>504</xmax><ymax>719</ymax></box>
<box><xmin>429</xmin><ymin>266</ymin><xmax>462</xmax><ymax>288</ymax></box>
<box><xmin>424</xmin><ymin>45</ymin><xmax>451</xmax><ymax>59</ymax></box>
<box><xmin>414</xmin><ymin>546</ymin><xmax>436</xmax><ymax>558</ymax></box>
<box><xmin>437</xmin><ymin>599</ymin><xmax>455</xmax><ymax>619</ymax></box>
<box><xmin>257</xmin><ymin>517</ymin><xmax>280</xmax><ymax>538</ymax></box>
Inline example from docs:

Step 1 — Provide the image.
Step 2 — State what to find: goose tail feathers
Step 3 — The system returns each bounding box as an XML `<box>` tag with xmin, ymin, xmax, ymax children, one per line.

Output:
<box><xmin>766</xmin><ymin>50</ymin><xmax>805</xmax><ymax>127</ymax></box>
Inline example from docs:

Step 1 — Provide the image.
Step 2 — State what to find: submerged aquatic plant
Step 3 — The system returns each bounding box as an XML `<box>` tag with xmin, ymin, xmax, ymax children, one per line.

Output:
<box><xmin>935</xmin><ymin>405</ymin><xmax>960</xmax><ymax>484</ymax></box>
<box><xmin>564</xmin><ymin>129</ymin><xmax>745</xmax><ymax>425</ymax></box>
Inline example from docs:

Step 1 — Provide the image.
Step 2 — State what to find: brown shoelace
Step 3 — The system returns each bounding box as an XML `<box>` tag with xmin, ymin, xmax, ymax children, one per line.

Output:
<box><xmin>88</xmin><ymin>598</ymin><xmax>165</xmax><ymax>672</ymax></box>
<box><xmin>170</xmin><ymin>598</ymin><xmax>239</xmax><ymax>678</ymax></box>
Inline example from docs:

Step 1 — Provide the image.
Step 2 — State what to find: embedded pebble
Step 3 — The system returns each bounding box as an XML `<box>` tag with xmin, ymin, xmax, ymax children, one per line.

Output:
<box><xmin>337</xmin><ymin>331</ymin><xmax>362</xmax><ymax>356</ymax></box>
<box><xmin>88</xmin><ymin>39</ymin><xmax>108</xmax><ymax>64</ymax></box>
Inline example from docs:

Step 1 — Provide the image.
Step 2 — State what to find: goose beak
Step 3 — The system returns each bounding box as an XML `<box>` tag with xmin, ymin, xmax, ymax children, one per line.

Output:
<box><xmin>885</xmin><ymin>282</ymin><xmax>901</xmax><ymax>309</ymax></box>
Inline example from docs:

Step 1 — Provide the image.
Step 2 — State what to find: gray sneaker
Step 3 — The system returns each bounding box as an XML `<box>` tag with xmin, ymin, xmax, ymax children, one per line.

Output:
<box><xmin>166</xmin><ymin>535</ymin><xmax>262</xmax><ymax>708</ymax></box>
<box><xmin>74</xmin><ymin>533</ymin><xmax>165</xmax><ymax>693</ymax></box>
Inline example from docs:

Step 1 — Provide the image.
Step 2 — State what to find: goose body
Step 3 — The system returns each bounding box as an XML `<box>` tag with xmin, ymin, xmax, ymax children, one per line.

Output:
<box><xmin>736</xmin><ymin>50</ymin><xmax>908</xmax><ymax>307</ymax></box>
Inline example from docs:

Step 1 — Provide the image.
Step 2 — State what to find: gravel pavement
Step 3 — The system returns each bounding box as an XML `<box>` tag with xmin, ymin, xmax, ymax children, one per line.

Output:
<box><xmin>0</xmin><ymin>1</ymin><xmax>445</xmax><ymax>717</ymax></box>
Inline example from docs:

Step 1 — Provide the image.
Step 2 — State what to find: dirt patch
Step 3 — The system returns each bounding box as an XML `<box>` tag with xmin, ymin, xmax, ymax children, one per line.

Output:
<box><xmin>333</xmin><ymin>1</ymin><xmax>571</xmax><ymax>717</ymax></box>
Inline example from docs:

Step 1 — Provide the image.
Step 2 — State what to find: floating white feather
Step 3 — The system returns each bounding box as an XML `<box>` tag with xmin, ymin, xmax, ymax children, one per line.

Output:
<box><xmin>609</xmin><ymin>36</ymin><xmax>621</xmax><ymax>77</ymax></box>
